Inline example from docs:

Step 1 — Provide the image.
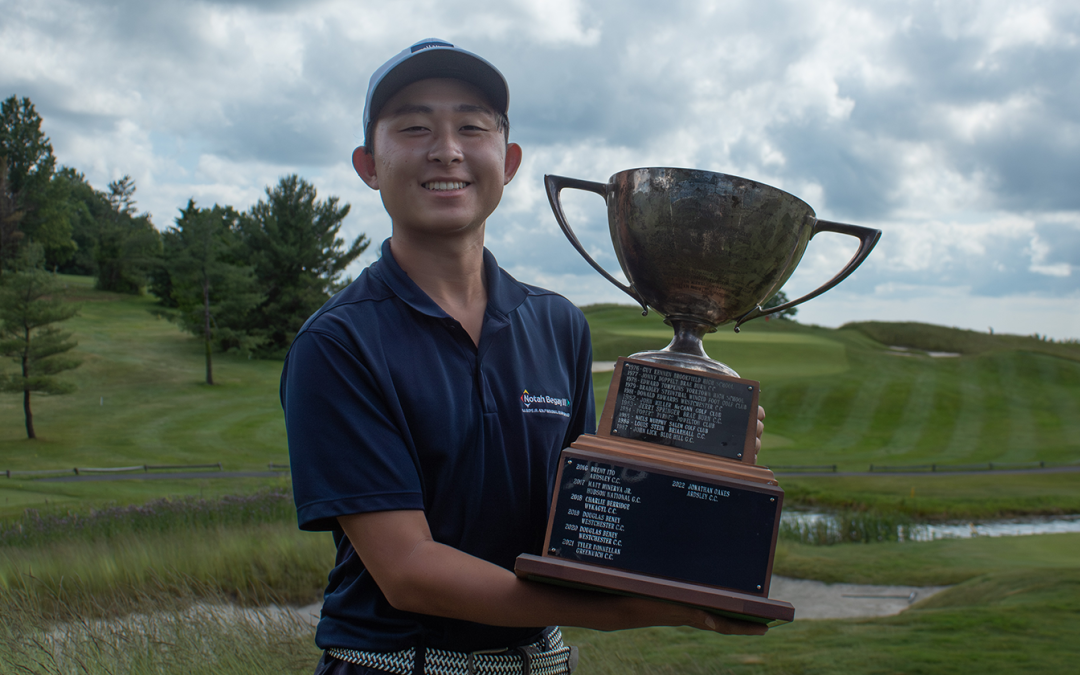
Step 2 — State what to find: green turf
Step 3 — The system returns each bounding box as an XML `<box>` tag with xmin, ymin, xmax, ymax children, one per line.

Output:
<box><xmin>565</xmin><ymin>567</ymin><xmax>1080</xmax><ymax>674</ymax></box>
<box><xmin>775</xmin><ymin>532</ymin><xmax>1080</xmax><ymax>585</ymax></box>
<box><xmin>2</xmin><ymin>292</ymin><xmax>1079</xmax><ymax>518</ymax></box>
<box><xmin>0</xmin><ymin>277</ymin><xmax>289</xmax><ymax>511</ymax></box>
<box><xmin>781</xmin><ymin>471</ymin><xmax>1080</xmax><ymax>519</ymax></box>
<box><xmin>583</xmin><ymin>305</ymin><xmax>1080</xmax><ymax>471</ymax></box>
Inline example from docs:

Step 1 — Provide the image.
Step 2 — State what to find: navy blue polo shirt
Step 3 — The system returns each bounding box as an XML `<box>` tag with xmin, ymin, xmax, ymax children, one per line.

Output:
<box><xmin>281</xmin><ymin>239</ymin><xmax>595</xmax><ymax>653</ymax></box>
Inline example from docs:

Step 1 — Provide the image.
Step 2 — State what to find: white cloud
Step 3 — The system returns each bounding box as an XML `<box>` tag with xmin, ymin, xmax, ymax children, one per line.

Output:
<box><xmin>3</xmin><ymin>0</ymin><xmax>1079</xmax><ymax>339</ymax></box>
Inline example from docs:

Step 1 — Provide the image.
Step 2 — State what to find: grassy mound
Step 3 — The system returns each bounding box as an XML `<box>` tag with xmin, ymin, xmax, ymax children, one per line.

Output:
<box><xmin>845</xmin><ymin>320</ymin><xmax>1080</xmax><ymax>360</ymax></box>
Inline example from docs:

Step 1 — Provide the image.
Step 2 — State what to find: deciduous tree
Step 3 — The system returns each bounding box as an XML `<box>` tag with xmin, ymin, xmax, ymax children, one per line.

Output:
<box><xmin>762</xmin><ymin>290</ymin><xmax>798</xmax><ymax>319</ymax></box>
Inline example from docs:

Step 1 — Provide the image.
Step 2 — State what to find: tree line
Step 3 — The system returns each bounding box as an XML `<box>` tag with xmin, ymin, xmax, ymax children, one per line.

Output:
<box><xmin>0</xmin><ymin>94</ymin><xmax>369</xmax><ymax>437</ymax></box>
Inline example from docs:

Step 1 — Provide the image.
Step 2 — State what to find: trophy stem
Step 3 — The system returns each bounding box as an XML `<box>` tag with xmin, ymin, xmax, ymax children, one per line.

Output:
<box><xmin>629</xmin><ymin>319</ymin><xmax>740</xmax><ymax>377</ymax></box>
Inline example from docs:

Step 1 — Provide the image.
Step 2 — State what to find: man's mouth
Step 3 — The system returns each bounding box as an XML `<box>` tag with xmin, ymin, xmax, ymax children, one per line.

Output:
<box><xmin>423</xmin><ymin>181</ymin><xmax>469</xmax><ymax>191</ymax></box>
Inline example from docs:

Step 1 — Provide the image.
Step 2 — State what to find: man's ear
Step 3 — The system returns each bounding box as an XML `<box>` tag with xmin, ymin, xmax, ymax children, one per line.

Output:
<box><xmin>503</xmin><ymin>143</ymin><xmax>523</xmax><ymax>185</ymax></box>
<box><xmin>353</xmin><ymin>146</ymin><xmax>379</xmax><ymax>190</ymax></box>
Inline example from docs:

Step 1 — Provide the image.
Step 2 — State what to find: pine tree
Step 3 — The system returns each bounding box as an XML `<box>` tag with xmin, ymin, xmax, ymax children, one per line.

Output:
<box><xmin>239</xmin><ymin>175</ymin><xmax>368</xmax><ymax>354</ymax></box>
<box><xmin>94</xmin><ymin>176</ymin><xmax>161</xmax><ymax>293</ymax></box>
<box><xmin>0</xmin><ymin>245</ymin><xmax>81</xmax><ymax>439</ymax></box>
<box><xmin>0</xmin><ymin>96</ymin><xmax>75</xmax><ymax>269</ymax></box>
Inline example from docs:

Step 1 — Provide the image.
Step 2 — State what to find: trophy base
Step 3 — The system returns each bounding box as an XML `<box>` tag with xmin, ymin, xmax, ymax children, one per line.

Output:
<box><xmin>627</xmin><ymin>350</ymin><xmax>739</xmax><ymax>377</ymax></box>
<box><xmin>515</xmin><ymin>554</ymin><xmax>793</xmax><ymax>626</ymax></box>
<box><xmin>515</xmin><ymin>356</ymin><xmax>793</xmax><ymax>627</ymax></box>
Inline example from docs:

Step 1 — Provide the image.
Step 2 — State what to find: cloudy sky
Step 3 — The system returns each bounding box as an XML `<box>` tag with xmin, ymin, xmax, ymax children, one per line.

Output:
<box><xmin>2</xmin><ymin>0</ymin><xmax>1078</xmax><ymax>339</ymax></box>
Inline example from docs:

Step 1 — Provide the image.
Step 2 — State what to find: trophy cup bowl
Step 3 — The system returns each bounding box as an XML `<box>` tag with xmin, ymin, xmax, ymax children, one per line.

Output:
<box><xmin>547</xmin><ymin>168</ymin><xmax>881</xmax><ymax>376</ymax></box>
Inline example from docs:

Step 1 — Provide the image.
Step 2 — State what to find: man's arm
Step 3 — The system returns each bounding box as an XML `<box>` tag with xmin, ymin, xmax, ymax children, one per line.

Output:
<box><xmin>339</xmin><ymin>403</ymin><xmax>771</xmax><ymax>634</ymax></box>
<box><xmin>338</xmin><ymin>509</ymin><xmax>767</xmax><ymax>635</ymax></box>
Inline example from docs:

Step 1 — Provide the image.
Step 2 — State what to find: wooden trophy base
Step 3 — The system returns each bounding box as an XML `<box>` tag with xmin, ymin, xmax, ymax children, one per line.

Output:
<box><xmin>514</xmin><ymin>358</ymin><xmax>794</xmax><ymax>625</ymax></box>
<box><xmin>515</xmin><ymin>554</ymin><xmax>793</xmax><ymax>626</ymax></box>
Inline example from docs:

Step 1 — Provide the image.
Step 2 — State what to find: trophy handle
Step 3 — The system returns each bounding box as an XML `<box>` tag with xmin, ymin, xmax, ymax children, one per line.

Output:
<box><xmin>545</xmin><ymin>174</ymin><xmax>649</xmax><ymax>314</ymax></box>
<box><xmin>734</xmin><ymin>220</ymin><xmax>882</xmax><ymax>330</ymax></box>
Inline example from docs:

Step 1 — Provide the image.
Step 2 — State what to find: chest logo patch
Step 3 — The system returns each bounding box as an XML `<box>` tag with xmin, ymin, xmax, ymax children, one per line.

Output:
<box><xmin>520</xmin><ymin>389</ymin><xmax>571</xmax><ymax>418</ymax></box>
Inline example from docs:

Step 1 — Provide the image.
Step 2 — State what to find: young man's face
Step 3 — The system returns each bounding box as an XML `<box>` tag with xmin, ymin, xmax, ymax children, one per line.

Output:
<box><xmin>354</xmin><ymin>78</ymin><xmax>522</xmax><ymax>239</ymax></box>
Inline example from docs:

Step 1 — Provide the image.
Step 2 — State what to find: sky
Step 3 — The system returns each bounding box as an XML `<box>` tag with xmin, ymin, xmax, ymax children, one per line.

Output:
<box><xmin>2</xmin><ymin>0</ymin><xmax>1078</xmax><ymax>340</ymax></box>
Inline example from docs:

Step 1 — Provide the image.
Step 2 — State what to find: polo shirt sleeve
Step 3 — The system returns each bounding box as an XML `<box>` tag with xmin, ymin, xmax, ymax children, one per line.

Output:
<box><xmin>563</xmin><ymin>313</ymin><xmax>597</xmax><ymax>447</ymax></box>
<box><xmin>282</xmin><ymin>328</ymin><xmax>424</xmax><ymax>532</ymax></box>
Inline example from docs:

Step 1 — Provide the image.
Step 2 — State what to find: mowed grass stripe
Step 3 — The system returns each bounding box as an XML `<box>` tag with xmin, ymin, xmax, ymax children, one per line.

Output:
<box><xmin>882</xmin><ymin>362</ymin><xmax>938</xmax><ymax>458</ymax></box>
<box><xmin>943</xmin><ymin>356</ymin><xmax>985</xmax><ymax>461</ymax></box>
<box><xmin>999</xmin><ymin>352</ymin><xmax>1040</xmax><ymax>461</ymax></box>
<box><xmin>913</xmin><ymin>357</ymin><xmax>963</xmax><ymax>458</ymax></box>
<box><xmin>1036</xmin><ymin>354</ymin><xmax>1080</xmax><ymax>458</ymax></box>
<box><xmin>974</xmin><ymin>354</ymin><xmax>1015</xmax><ymax>461</ymax></box>
<box><xmin>823</xmin><ymin>374</ymin><xmax>888</xmax><ymax>453</ymax></box>
<box><xmin>770</xmin><ymin>381</ymin><xmax>829</xmax><ymax>438</ymax></box>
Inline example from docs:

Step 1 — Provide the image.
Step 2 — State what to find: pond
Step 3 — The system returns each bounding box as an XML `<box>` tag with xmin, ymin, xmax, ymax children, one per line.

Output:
<box><xmin>781</xmin><ymin>511</ymin><xmax>1080</xmax><ymax>542</ymax></box>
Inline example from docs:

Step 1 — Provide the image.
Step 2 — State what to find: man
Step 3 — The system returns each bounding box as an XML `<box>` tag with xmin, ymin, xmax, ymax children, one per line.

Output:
<box><xmin>282</xmin><ymin>39</ymin><xmax>766</xmax><ymax>675</ymax></box>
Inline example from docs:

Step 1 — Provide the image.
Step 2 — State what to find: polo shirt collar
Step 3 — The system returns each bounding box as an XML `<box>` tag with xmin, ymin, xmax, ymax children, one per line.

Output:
<box><xmin>373</xmin><ymin>238</ymin><xmax>528</xmax><ymax>322</ymax></box>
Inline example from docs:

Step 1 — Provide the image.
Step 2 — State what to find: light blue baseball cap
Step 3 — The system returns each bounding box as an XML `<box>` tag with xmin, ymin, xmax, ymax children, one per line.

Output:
<box><xmin>363</xmin><ymin>38</ymin><xmax>510</xmax><ymax>148</ymax></box>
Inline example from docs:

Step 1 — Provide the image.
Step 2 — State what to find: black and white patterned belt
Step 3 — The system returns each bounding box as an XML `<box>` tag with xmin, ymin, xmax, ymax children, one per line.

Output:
<box><xmin>326</xmin><ymin>627</ymin><xmax>577</xmax><ymax>675</ymax></box>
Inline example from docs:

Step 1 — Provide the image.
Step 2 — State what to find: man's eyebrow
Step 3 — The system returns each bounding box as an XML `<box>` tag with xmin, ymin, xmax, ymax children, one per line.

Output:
<box><xmin>386</xmin><ymin>103</ymin><xmax>495</xmax><ymax>117</ymax></box>
<box><xmin>454</xmin><ymin>103</ymin><xmax>494</xmax><ymax>115</ymax></box>
<box><xmin>386</xmin><ymin>104</ymin><xmax>433</xmax><ymax>117</ymax></box>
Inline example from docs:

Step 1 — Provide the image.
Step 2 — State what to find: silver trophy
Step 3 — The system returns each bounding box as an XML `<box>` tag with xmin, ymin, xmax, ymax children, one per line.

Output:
<box><xmin>547</xmin><ymin>168</ymin><xmax>882</xmax><ymax>376</ymax></box>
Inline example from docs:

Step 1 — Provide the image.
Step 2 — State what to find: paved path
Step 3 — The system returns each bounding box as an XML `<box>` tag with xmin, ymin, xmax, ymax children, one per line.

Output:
<box><xmin>36</xmin><ymin>470</ymin><xmax>287</xmax><ymax>482</ymax></box>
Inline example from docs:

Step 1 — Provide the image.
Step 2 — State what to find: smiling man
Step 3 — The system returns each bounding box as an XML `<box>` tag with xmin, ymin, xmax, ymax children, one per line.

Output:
<box><xmin>281</xmin><ymin>39</ymin><xmax>765</xmax><ymax>675</ymax></box>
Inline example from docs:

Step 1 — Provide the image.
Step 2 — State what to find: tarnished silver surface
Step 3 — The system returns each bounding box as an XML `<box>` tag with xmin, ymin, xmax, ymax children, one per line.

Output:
<box><xmin>546</xmin><ymin>168</ymin><xmax>880</xmax><ymax>370</ymax></box>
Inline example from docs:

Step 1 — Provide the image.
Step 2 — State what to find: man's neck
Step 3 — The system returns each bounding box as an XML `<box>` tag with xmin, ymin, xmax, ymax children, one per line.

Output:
<box><xmin>389</xmin><ymin>228</ymin><xmax>488</xmax><ymax>346</ymax></box>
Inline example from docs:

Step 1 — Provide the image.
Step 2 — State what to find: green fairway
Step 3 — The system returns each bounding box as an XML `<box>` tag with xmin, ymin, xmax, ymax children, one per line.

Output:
<box><xmin>782</xmin><ymin>471</ymin><xmax>1080</xmax><ymax>519</ymax></box>
<box><xmin>775</xmin><ymin>532</ymin><xmax>1080</xmax><ymax>585</ymax></box>
<box><xmin>583</xmin><ymin>304</ymin><xmax>1080</xmax><ymax>471</ymax></box>
<box><xmin>0</xmin><ymin>276</ymin><xmax>288</xmax><ymax>469</ymax></box>
<box><xmin>1</xmin><ymin>292</ymin><xmax>1078</xmax><ymax>519</ymax></box>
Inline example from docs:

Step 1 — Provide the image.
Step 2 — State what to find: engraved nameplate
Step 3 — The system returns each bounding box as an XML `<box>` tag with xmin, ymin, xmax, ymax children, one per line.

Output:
<box><xmin>546</xmin><ymin>453</ymin><xmax>781</xmax><ymax>595</ymax></box>
<box><xmin>608</xmin><ymin>361</ymin><xmax>755</xmax><ymax>459</ymax></box>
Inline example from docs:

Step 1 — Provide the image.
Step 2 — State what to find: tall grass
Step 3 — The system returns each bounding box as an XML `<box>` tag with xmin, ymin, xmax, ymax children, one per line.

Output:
<box><xmin>0</xmin><ymin>489</ymin><xmax>333</xmax><ymax>611</ymax></box>
<box><xmin>0</xmin><ymin>584</ymin><xmax>322</xmax><ymax>674</ymax></box>
<box><xmin>1</xmin><ymin>523</ymin><xmax>334</xmax><ymax>612</ymax></box>
<box><xmin>778</xmin><ymin>509</ymin><xmax>918</xmax><ymax>545</ymax></box>
<box><xmin>0</xmin><ymin>488</ymin><xmax>294</xmax><ymax>547</ymax></box>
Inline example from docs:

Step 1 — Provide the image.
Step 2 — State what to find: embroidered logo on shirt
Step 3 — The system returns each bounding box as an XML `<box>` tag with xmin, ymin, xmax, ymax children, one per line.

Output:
<box><xmin>520</xmin><ymin>389</ymin><xmax>571</xmax><ymax>418</ymax></box>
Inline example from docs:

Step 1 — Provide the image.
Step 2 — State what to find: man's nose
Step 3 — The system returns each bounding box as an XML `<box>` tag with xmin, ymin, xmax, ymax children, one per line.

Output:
<box><xmin>427</xmin><ymin>130</ymin><xmax>464</xmax><ymax>164</ymax></box>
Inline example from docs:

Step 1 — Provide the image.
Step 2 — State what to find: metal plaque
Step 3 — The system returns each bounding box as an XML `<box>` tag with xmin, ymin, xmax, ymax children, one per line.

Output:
<box><xmin>609</xmin><ymin>361</ymin><xmax>755</xmax><ymax>459</ymax></box>
<box><xmin>546</xmin><ymin>454</ymin><xmax>780</xmax><ymax>595</ymax></box>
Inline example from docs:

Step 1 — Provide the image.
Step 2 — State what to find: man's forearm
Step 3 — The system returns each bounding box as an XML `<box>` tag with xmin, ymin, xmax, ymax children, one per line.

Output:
<box><xmin>338</xmin><ymin>510</ymin><xmax>765</xmax><ymax>635</ymax></box>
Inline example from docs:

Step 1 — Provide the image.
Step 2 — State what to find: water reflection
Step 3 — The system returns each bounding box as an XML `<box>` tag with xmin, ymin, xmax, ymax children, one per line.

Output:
<box><xmin>782</xmin><ymin>512</ymin><xmax>1080</xmax><ymax>541</ymax></box>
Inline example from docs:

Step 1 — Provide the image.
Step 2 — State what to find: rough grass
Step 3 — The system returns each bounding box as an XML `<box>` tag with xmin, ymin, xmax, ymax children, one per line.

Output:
<box><xmin>0</xmin><ymin>490</ymin><xmax>331</xmax><ymax>611</ymax></box>
<box><xmin>1</xmin><ymin>522</ymin><xmax>333</xmax><ymax>610</ymax></box>
<box><xmin>0</xmin><ymin>585</ymin><xmax>322</xmax><ymax>674</ymax></box>
<box><xmin>773</xmin><ymin>532</ymin><xmax>1080</xmax><ymax>586</ymax></box>
<box><xmin>781</xmin><ymin>471</ymin><xmax>1080</xmax><ymax>520</ymax></box>
<box><xmin>846</xmin><ymin>320</ymin><xmax>1080</xmax><ymax>360</ymax></box>
<box><xmin>565</xmin><ymin>567</ymin><xmax>1080</xmax><ymax>674</ymax></box>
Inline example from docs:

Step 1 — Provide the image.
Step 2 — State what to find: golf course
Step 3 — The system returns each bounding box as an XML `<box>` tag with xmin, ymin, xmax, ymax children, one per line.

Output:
<box><xmin>2</xmin><ymin>276</ymin><xmax>1078</xmax><ymax>673</ymax></box>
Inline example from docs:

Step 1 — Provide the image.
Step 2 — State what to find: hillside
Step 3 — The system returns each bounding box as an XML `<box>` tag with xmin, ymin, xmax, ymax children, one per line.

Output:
<box><xmin>1</xmin><ymin>292</ymin><xmax>1078</xmax><ymax>478</ymax></box>
<box><xmin>844</xmin><ymin>320</ymin><xmax>1080</xmax><ymax>362</ymax></box>
<box><xmin>583</xmin><ymin>305</ymin><xmax>1080</xmax><ymax>470</ymax></box>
